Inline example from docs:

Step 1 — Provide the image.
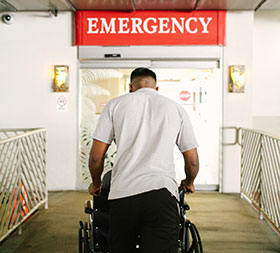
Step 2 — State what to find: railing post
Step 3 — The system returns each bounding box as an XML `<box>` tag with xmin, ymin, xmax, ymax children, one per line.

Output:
<box><xmin>18</xmin><ymin>139</ymin><xmax>23</xmax><ymax>234</ymax></box>
<box><xmin>259</xmin><ymin>133</ymin><xmax>263</xmax><ymax>220</ymax></box>
<box><xmin>44</xmin><ymin>131</ymin><xmax>48</xmax><ymax>210</ymax></box>
<box><xmin>45</xmin><ymin>191</ymin><xmax>48</xmax><ymax>209</ymax></box>
<box><xmin>240</xmin><ymin>128</ymin><xmax>243</xmax><ymax>200</ymax></box>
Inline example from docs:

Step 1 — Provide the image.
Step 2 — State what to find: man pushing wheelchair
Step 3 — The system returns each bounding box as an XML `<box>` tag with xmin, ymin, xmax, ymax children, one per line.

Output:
<box><xmin>88</xmin><ymin>68</ymin><xmax>199</xmax><ymax>253</ymax></box>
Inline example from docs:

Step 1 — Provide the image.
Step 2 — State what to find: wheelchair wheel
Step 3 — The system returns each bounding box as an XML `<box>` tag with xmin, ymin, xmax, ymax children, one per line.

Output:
<box><xmin>84</xmin><ymin>222</ymin><xmax>91</xmax><ymax>253</ymax></box>
<box><xmin>79</xmin><ymin>221</ymin><xmax>92</xmax><ymax>253</ymax></box>
<box><xmin>79</xmin><ymin>223</ymin><xmax>83</xmax><ymax>253</ymax></box>
<box><xmin>191</xmin><ymin>223</ymin><xmax>203</xmax><ymax>252</ymax></box>
<box><xmin>181</xmin><ymin>220</ymin><xmax>203</xmax><ymax>253</ymax></box>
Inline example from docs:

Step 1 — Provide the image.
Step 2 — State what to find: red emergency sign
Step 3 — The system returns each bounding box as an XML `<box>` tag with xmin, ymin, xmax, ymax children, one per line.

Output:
<box><xmin>179</xmin><ymin>91</ymin><xmax>191</xmax><ymax>101</ymax></box>
<box><xmin>76</xmin><ymin>11</ymin><xmax>226</xmax><ymax>46</ymax></box>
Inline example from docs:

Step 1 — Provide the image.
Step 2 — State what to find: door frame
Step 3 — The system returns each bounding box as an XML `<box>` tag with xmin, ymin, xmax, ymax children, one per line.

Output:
<box><xmin>76</xmin><ymin>46</ymin><xmax>224</xmax><ymax>191</ymax></box>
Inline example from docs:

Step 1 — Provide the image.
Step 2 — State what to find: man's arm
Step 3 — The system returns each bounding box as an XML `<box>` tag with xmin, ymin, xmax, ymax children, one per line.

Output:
<box><xmin>88</xmin><ymin>139</ymin><xmax>110</xmax><ymax>195</ymax></box>
<box><xmin>180</xmin><ymin>148</ymin><xmax>199</xmax><ymax>193</ymax></box>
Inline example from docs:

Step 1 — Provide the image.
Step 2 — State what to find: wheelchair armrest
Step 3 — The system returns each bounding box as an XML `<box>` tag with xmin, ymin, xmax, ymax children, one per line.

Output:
<box><xmin>84</xmin><ymin>200</ymin><xmax>94</xmax><ymax>214</ymax></box>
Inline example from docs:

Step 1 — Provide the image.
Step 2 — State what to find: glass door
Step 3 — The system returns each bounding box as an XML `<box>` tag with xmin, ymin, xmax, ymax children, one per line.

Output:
<box><xmin>79</xmin><ymin>61</ymin><xmax>222</xmax><ymax>190</ymax></box>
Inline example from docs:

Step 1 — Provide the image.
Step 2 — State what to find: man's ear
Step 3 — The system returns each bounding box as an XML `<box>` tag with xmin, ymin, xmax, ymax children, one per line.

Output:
<box><xmin>129</xmin><ymin>84</ymin><xmax>133</xmax><ymax>93</ymax></box>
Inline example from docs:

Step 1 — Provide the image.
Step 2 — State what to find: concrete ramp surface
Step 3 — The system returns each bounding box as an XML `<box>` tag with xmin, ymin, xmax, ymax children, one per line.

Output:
<box><xmin>0</xmin><ymin>192</ymin><xmax>279</xmax><ymax>253</ymax></box>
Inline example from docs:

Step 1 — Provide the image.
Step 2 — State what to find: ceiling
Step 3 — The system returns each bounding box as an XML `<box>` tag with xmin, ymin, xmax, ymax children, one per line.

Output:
<box><xmin>1</xmin><ymin>0</ymin><xmax>280</xmax><ymax>12</ymax></box>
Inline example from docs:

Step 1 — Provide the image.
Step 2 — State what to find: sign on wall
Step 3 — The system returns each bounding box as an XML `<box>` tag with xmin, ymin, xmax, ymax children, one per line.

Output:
<box><xmin>56</xmin><ymin>95</ymin><xmax>68</xmax><ymax>112</ymax></box>
<box><xmin>76</xmin><ymin>11</ymin><xmax>226</xmax><ymax>46</ymax></box>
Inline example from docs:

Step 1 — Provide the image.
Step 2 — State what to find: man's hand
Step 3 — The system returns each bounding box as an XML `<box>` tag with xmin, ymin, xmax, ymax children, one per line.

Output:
<box><xmin>180</xmin><ymin>179</ymin><xmax>195</xmax><ymax>194</ymax></box>
<box><xmin>88</xmin><ymin>182</ymin><xmax>102</xmax><ymax>196</ymax></box>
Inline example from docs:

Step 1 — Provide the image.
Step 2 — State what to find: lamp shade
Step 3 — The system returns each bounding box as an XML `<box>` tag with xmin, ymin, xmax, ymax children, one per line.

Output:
<box><xmin>229</xmin><ymin>65</ymin><xmax>245</xmax><ymax>93</ymax></box>
<box><xmin>54</xmin><ymin>65</ymin><xmax>69</xmax><ymax>92</ymax></box>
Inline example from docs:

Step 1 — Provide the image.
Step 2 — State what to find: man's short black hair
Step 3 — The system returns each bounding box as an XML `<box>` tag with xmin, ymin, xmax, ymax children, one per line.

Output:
<box><xmin>130</xmin><ymin>68</ymin><xmax>157</xmax><ymax>83</ymax></box>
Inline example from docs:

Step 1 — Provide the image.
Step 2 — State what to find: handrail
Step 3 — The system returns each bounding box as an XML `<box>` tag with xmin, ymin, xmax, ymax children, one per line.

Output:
<box><xmin>0</xmin><ymin>128</ymin><xmax>47</xmax><ymax>144</ymax></box>
<box><xmin>0</xmin><ymin>128</ymin><xmax>47</xmax><ymax>242</ymax></box>
<box><xmin>240</xmin><ymin>127</ymin><xmax>280</xmax><ymax>234</ymax></box>
<box><xmin>222</xmin><ymin>126</ymin><xmax>240</xmax><ymax>146</ymax></box>
<box><xmin>239</xmin><ymin>127</ymin><xmax>280</xmax><ymax>141</ymax></box>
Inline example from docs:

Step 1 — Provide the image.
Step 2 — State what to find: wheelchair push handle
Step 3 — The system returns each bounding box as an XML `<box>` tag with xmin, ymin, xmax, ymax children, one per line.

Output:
<box><xmin>84</xmin><ymin>200</ymin><xmax>94</xmax><ymax>214</ymax></box>
<box><xmin>179</xmin><ymin>188</ymin><xmax>190</xmax><ymax>211</ymax></box>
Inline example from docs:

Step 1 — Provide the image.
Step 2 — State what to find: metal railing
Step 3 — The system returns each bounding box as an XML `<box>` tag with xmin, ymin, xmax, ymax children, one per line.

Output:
<box><xmin>0</xmin><ymin>128</ymin><xmax>47</xmax><ymax>242</ymax></box>
<box><xmin>240</xmin><ymin>127</ymin><xmax>280</xmax><ymax>233</ymax></box>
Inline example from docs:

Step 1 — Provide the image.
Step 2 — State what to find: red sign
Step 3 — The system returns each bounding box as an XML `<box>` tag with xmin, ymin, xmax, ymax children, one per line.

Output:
<box><xmin>76</xmin><ymin>11</ymin><xmax>226</xmax><ymax>46</ymax></box>
<box><xmin>179</xmin><ymin>91</ymin><xmax>191</xmax><ymax>101</ymax></box>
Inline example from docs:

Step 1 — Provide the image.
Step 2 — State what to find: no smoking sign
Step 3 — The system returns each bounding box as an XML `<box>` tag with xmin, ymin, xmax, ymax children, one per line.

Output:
<box><xmin>56</xmin><ymin>95</ymin><xmax>68</xmax><ymax>112</ymax></box>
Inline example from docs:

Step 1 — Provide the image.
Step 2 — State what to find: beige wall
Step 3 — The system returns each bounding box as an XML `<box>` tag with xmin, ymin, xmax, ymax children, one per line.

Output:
<box><xmin>252</xmin><ymin>10</ymin><xmax>280</xmax><ymax>137</ymax></box>
<box><xmin>0</xmin><ymin>12</ymin><xmax>78</xmax><ymax>190</ymax></box>
<box><xmin>222</xmin><ymin>11</ymin><xmax>254</xmax><ymax>192</ymax></box>
<box><xmin>1</xmin><ymin>10</ymin><xmax>279</xmax><ymax>192</ymax></box>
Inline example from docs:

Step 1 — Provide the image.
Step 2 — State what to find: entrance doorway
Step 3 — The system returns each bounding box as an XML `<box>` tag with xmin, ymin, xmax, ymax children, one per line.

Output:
<box><xmin>79</xmin><ymin>62</ymin><xmax>222</xmax><ymax>190</ymax></box>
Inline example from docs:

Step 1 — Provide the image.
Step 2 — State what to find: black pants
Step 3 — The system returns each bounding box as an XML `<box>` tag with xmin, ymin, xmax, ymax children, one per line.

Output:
<box><xmin>108</xmin><ymin>188</ymin><xmax>180</xmax><ymax>253</ymax></box>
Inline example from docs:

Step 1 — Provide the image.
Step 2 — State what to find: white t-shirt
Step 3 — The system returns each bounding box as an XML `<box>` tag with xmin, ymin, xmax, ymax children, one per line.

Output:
<box><xmin>93</xmin><ymin>88</ymin><xmax>198</xmax><ymax>200</ymax></box>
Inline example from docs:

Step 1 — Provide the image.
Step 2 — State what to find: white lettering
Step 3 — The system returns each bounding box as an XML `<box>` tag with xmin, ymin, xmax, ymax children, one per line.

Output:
<box><xmin>158</xmin><ymin>18</ymin><xmax>170</xmax><ymax>33</ymax></box>
<box><xmin>143</xmin><ymin>17</ymin><xmax>157</xmax><ymax>34</ymax></box>
<box><xmin>87</xmin><ymin>18</ymin><xmax>99</xmax><ymax>34</ymax></box>
<box><xmin>118</xmin><ymin>18</ymin><xmax>130</xmax><ymax>34</ymax></box>
<box><xmin>199</xmin><ymin>17</ymin><xmax>212</xmax><ymax>33</ymax></box>
<box><xmin>171</xmin><ymin>17</ymin><xmax>185</xmax><ymax>33</ymax></box>
<box><xmin>185</xmin><ymin>17</ymin><xmax>198</xmax><ymax>34</ymax></box>
<box><xmin>86</xmin><ymin>16</ymin><xmax>213</xmax><ymax>35</ymax></box>
<box><xmin>100</xmin><ymin>18</ymin><xmax>116</xmax><ymax>34</ymax></box>
<box><xmin>131</xmin><ymin>18</ymin><xmax>144</xmax><ymax>33</ymax></box>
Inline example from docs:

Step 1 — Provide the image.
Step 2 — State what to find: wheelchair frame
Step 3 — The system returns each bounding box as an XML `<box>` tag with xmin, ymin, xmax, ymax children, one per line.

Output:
<box><xmin>79</xmin><ymin>189</ymin><xmax>203</xmax><ymax>253</ymax></box>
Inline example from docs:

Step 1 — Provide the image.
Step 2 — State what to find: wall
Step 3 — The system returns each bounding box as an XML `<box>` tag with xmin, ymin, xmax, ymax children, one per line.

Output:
<box><xmin>222</xmin><ymin>11</ymin><xmax>254</xmax><ymax>192</ymax></box>
<box><xmin>252</xmin><ymin>10</ymin><xmax>280</xmax><ymax>137</ymax></box>
<box><xmin>1</xmin><ymin>10</ymin><xmax>275</xmax><ymax>193</ymax></box>
<box><xmin>0</xmin><ymin>12</ymin><xmax>78</xmax><ymax>190</ymax></box>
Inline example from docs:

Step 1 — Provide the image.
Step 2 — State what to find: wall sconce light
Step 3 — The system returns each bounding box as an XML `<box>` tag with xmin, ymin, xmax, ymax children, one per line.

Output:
<box><xmin>54</xmin><ymin>65</ymin><xmax>69</xmax><ymax>92</ymax></box>
<box><xmin>229</xmin><ymin>65</ymin><xmax>245</xmax><ymax>93</ymax></box>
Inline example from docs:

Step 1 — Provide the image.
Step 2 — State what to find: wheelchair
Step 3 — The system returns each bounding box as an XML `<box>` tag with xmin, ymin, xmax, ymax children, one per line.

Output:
<box><xmin>79</xmin><ymin>171</ymin><xmax>203</xmax><ymax>253</ymax></box>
